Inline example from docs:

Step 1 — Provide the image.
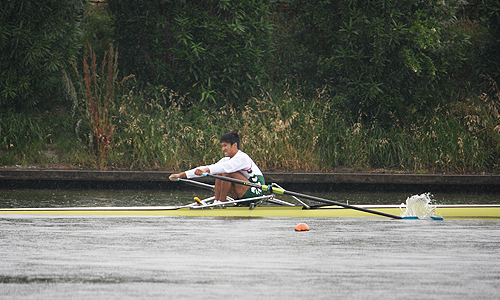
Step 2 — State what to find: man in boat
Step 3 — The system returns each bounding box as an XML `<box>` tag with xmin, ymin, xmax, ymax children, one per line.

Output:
<box><xmin>169</xmin><ymin>131</ymin><xmax>265</xmax><ymax>206</ymax></box>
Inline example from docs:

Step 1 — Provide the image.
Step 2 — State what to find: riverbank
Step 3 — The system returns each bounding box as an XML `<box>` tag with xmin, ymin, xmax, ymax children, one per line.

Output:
<box><xmin>3</xmin><ymin>86</ymin><xmax>500</xmax><ymax>176</ymax></box>
<box><xmin>1</xmin><ymin>169</ymin><xmax>499</xmax><ymax>193</ymax></box>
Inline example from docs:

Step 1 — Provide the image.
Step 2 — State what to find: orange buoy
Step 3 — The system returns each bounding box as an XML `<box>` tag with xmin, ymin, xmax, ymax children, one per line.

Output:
<box><xmin>295</xmin><ymin>223</ymin><xmax>309</xmax><ymax>231</ymax></box>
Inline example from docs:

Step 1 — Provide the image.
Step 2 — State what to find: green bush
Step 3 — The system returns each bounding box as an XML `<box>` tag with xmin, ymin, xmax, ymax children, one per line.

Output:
<box><xmin>0</xmin><ymin>0</ymin><xmax>83</xmax><ymax>109</ymax></box>
<box><xmin>276</xmin><ymin>0</ymin><xmax>468</xmax><ymax>123</ymax></box>
<box><xmin>477</xmin><ymin>0</ymin><xmax>500</xmax><ymax>83</ymax></box>
<box><xmin>443</xmin><ymin>0</ymin><xmax>500</xmax><ymax>98</ymax></box>
<box><xmin>107</xmin><ymin>0</ymin><xmax>272</xmax><ymax>106</ymax></box>
<box><xmin>81</xmin><ymin>2</ymin><xmax>115</xmax><ymax>61</ymax></box>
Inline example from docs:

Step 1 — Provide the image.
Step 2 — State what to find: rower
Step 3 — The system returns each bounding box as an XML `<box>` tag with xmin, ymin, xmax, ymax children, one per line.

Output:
<box><xmin>169</xmin><ymin>131</ymin><xmax>265</xmax><ymax>206</ymax></box>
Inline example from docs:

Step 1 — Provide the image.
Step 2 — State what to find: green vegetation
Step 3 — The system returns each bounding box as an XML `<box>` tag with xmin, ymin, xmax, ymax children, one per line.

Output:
<box><xmin>1</xmin><ymin>0</ymin><xmax>499</xmax><ymax>174</ymax></box>
<box><xmin>2</xmin><ymin>83</ymin><xmax>498</xmax><ymax>173</ymax></box>
<box><xmin>107</xmin><ymin>0</ymin><xmax>272</xmax><ymax>105</ymax></box>
<box><xmin>0</xmin><ymin>0</ymin><xmax>83</xmax><ymax>109</ymax></box>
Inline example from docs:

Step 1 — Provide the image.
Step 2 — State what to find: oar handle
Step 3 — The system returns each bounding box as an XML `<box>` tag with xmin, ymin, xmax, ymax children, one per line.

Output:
<box><xmin>172</xmin><ymin>176</ymin><xmax>215</xmax><ymax>190</ymax></box>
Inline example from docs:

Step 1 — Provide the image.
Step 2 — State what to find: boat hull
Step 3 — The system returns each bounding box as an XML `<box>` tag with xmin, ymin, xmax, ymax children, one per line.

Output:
<box><xmin>1</xmin><ymin>205</ymin><xmax>499</xmax><ymax>218</ymax></box>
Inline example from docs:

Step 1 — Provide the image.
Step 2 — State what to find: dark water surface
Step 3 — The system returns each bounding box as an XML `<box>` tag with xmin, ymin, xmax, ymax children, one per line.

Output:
<box><xmin>1</xmin><ymin>189</ymin><xmax>499</xmax><ymax>208</ymax></box>
<box><xmin>1</xmin><ymin>190</ymin><xmax>500</xmax><ymax>299</ymax></box>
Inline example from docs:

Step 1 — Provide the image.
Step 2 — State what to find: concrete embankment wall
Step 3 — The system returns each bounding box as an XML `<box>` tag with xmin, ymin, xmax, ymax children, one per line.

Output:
<box><xmin>1</xmin><ymin>170</ymin><xmax>499</xmax><ymax>193</ymax></box>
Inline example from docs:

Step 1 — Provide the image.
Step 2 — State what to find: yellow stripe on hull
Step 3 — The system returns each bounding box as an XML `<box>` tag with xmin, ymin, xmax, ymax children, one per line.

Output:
<box><xmin>434</xmin><ymin>205</ymin><xmax>500</xmax><ymax>219</ymax></box>
<box><xmin>1</xmin><ymin>205</ymin><xmax>499</xmax><ymax>218</ymax></box>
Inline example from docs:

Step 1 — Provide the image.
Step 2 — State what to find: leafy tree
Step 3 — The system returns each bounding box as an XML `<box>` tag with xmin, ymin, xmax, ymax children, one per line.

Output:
<box><xmin>0</xmin><ymin>0</ymin><xmax>84</xmax><ymax>110</ymax></box>
<box><xmin>81</xmin><ymin>1</ymin><xmax>115</xmax><ymax>62</ymax></box>
<box><xmin>477</xmin><ymin>0</ymin><xmax>500</xmax><ymax>83</ymax></box>
<box><xmin>108</xmin><ymin>0</ymin><xmax>272</xmax><ymax>106</ymax></box>
<box><xmin>285</xmin><ymin>0</ymin><xmax>467</xmax><ymax>123</ymax></box>
<box><xmin>440</xmin><ymin>0</ymin><xmax>500</xmax><ymax>99</ymax></box>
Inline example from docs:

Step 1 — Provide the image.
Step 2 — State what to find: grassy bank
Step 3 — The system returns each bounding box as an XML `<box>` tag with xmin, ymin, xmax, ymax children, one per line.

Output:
<box><xmin>1</xmin><ymin>84</ymin><xmax>499</xmax><ymax>174</ymax></box>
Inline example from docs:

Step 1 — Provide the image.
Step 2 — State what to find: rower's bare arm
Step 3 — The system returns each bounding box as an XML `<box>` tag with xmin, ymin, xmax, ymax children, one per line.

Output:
<box><xmin>194</xmin><ymin>167</ymin><xmax>210</xmax><ymax>176</ymax></box>
<box><xmin>169</xmin><ymin>172</ymin><xmax>187</xmax><ymax>181</ymax></box>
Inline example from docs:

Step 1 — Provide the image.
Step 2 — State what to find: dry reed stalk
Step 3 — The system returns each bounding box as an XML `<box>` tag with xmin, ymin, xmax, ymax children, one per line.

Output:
<box><xmin>83</xmin><ymin>45</ymin><xmax>117</xmax><ymax>168</ymax></box>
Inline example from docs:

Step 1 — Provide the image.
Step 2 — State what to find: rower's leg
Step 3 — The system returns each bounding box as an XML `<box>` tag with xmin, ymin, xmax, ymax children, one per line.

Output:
<box><xmin>215</xmin><ymin>172</ymin><xmax>249</xmax><ymax>201</ymax></box>
<box><xmin>227</xmin><ymin>172</ymin><xmax>250</xmax><ymax>199</ymax></box>
<box><xmin>215</xmin><ymin>176</ymin><xmax>232</xmax><ymax>201</ymax></box>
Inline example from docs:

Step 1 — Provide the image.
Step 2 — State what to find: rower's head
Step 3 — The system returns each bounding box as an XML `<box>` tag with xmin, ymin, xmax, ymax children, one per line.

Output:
<box><xmin>220</xmin><ymin>131</ymin><xmax>240</xmax><ymax>157</ymax></box>
<box><xmin>221</xmin><ymin>131</ymin><xmax>240</xmax><ymax>149</ymax></box>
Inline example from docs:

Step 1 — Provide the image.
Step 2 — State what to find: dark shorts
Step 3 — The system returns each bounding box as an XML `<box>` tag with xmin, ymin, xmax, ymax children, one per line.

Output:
<box><xmin>238</xmin><ymin>175</ymin><xmax>265</xmax><ymax>206</ymax></box>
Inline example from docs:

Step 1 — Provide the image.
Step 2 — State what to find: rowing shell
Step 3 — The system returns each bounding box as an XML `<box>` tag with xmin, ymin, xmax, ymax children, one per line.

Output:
<box><xmin>1</xmin><ymin>204</ymin><xmax>499</xmax><ymax>218</ymax></box>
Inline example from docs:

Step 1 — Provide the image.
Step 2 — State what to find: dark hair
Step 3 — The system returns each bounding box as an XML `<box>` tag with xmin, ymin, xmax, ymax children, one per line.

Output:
<box><xmin>220</xmin><ymin>131</ymin><xmax>240</xmax><ymax>149</ymax></box>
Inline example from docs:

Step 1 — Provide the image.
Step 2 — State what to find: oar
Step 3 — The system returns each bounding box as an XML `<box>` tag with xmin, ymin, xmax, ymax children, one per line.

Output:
<box><xmin>172</xmin><ymin>178</ymin><xmax>215</xmax><ymax>191</ymax></box>
<box><xmin>203</xmin><ymin>173</ymin><xmax>403</xmax><ymax>219</ymax></box>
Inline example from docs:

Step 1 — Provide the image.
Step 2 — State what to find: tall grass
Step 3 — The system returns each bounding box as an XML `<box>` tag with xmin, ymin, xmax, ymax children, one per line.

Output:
<box><xmin>0</xmin><ymin>110</ymin><xmax>45</xmax><ymax>165</ymax></box>
<box><xmin>106</xmin><ymin>84</ymin><xmax>499</xmax><ymax>173</ymax></box>
<box><xmin>0</xmin><ymin>109</ymin><xmax>79</xmax><ymax>167</ymax></box>
<box><xmin>319</xmin><ymin>104</ymin><xmax>495</xmax><ymax>173</ymax></box>
<box><xmin>81</xmin><ymin>45</ymin><xmax>117</xmax><ymax>167</ymax></box>
<box><xmin>70</xmin><ymin>45</ymin><xmax>135</xmax><ymax>168</ymax></box>
<box><xmin>1</xmin><ymin>80</ymin><xmax>499</xmax><ymax>173</ymax></box>
<box><xmin>110</xmin><ymin>87</ymin><xmax>327</xmax><ymax>171</ymax></box>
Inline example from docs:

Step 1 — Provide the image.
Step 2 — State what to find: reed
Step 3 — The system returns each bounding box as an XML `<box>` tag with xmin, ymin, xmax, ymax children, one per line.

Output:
<box><xmin>70</xmin><ymin>44</ymin><xmax>134</xmax><ymax>168</ymax></box>
<box><xmin>0</xmin><ymin>109</ymin><xmax>80</xmax><ymax>167</ymax></box>
<box><xmin>0</xmin><ymin>110</ymin><xmax>45</xmax><ymax>165</ymax></box>
<box><xmin>1</xmin><ymin>81</ymin><xmax>499</xmax><ymax>173</ymax></box>
<box><xmin>108</xmin><ymin>85</ymin><xmax>499</xmax><ymax>173</ymax></box>
<box><xmin>82</xmin><ymin>45</ymin><xmax>116</xmax><ymax>167</ymax></box>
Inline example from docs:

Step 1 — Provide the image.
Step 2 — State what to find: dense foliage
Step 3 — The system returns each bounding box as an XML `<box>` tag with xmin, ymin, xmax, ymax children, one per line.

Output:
<box><xmin>1</xmin><ymin>0</ymin><xmax>499</xmax><ymax>173</ymax></box>
<box><xmin>477</xmin><ymin>0</ymin><xmax>500</xmax><ymax>84</ymax></box>
<box><xmin>278</xmin><ymin>0</ymin><xmax>468</xmax><ymax>123</ymax></box>
<box><xmin>107</xmin><ymin>0</ymin><xmax>272</xmax><ymax>105</ymax></box>
<box><xmin>0</xmin><ymin>0</ymin><xmax>83</xmax><ymax>109</ymax></box>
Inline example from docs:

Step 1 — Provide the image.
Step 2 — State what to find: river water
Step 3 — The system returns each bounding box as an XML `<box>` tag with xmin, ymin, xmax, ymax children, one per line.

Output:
<box><xmin>1</xmin><ymin>189</ymin><xmax>499</xmax><ymax>299</ymax></box>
